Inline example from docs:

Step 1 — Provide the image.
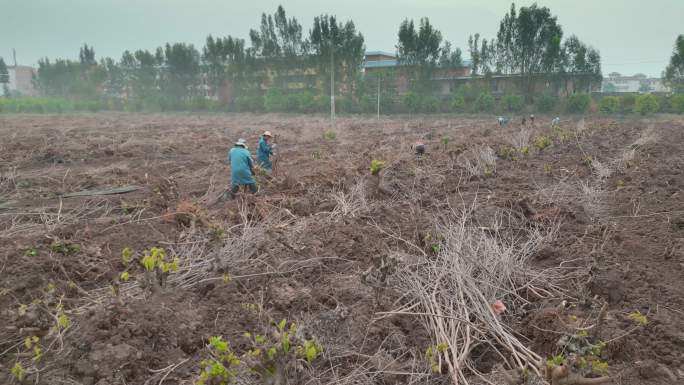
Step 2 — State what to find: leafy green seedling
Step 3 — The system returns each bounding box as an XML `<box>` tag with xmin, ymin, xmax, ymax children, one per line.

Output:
<box><xmin>370</xmin><ymin>159</ymin><xmax>385</xmax><ymax>175</ymax></box>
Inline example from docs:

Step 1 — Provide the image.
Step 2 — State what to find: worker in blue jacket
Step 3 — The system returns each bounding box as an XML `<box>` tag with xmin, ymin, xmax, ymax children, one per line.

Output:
<box><xmin>256</xmin><ymin>131</ymin><xmax>274</xmax><ymax>174</ymax></box>
<box><xmin>227</xmin><ymin>138</ymin><xmax>257</xmax><ymax>198</ymax></box>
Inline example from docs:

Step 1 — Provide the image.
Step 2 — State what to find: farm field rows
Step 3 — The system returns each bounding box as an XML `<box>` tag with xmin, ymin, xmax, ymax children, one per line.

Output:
<box><xmin>0</xmin><ymin>112</ymin><xmax>682</xmax><ymax>385</ymax></box>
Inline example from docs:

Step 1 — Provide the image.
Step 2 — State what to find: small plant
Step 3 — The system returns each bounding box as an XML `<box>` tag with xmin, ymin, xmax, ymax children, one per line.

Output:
<box><xmin>197</xmin><ymin>319</ymin><xmax>323</xmax><ymax>385</ymax></box>
<box><xmin>534</xmin><ymin>135</ymin><xmax>552</xmax><ymax>151</ymax></box>
<box><xmin>140</xmin><ymin>247</ymin><xmax>179</xmax><ymax>292</ymax></box>
<box><xmin>311</xmin><ymin>150</ymin><xmax>321</xmax><ymax>160</ymax></box>
<box><xmin>24</xmin><ymin>248</ymin><xmax>37</xmax><ymax>257</ymax></box>
<box><xmin>11</xmin><ymin>362</ymin><xmax>25</xmax><ymax>381</ymax></box>
<box><xmin>296</xmin><ymin>339</ymin><xmax>323</xmax><ymax>364</ymax></box>
<box><xmin>56</xmin><ymin>303</ymin><xmax>70</xmax><ymax>330</ymax></box>
<box><xmin>24</xmin><ymin>336</ymin><xmax>43</xmax><ymax>362</ymax></box>
<box><xmin>591</xmin><ymin>360</ymin><xmax>609</xmax><ymax>376</ymax></box>
<box><xmin>121</xmin><ymin>247</ymin><xmax>132</xmax><ymax>265</ymax></box>
<box><xmin>543</xmin><ymin>164</ymin><xmax>552</xmax><ymax>175</ymax></box>
<box><xmin>628</xmin><ymin>310</ymin><xmax>648</xmax><ymax>325</ymax></box>
<box><xmin>426</xmin><ymin>342</ymin><xmax>449</xmax><ymax>373</ymax></box>
<box><xmin>616</xmin><ymin>179</ymin><xmax>625</xmax><ymax>188</ymax></box>
<box><xmin>50</xmin><ymin>240</ymin><xmax>80</xmax><ymax>255</ymax></box>
<box><xmin>323</xmin><ymin>130</ymin><xmax>336</xmax><ymax>140</ymax></box>
<box><xmin>497</xmin><ymin>145</ymin><xmax>516</xmax><ymax>159</ymax></box>
<box><xmin>546</xmin><ymin>354</ymin><xmax>565</xmax><ymax>369</ymax></box>
<box><xmin>240</xmin><ymin>303</ymin><xmax>259</xmax><ymax>313</ymax></box>
<box><xmin>119</xmin><ymin>271</ymin><xmax>130</xmax><ymax>282</ymax></box>
<box><xmin>198</xmin><ymin>336</ymin><xmax>241</xmax><ymax>385</ymax></box>
<box><xmin>441</xmin><ymin>136</ymin><xmax>450</xmax><ymax>151</ymax></box>
<box><xmin>370</xmin><ymin>159</ymin><xmax>385</xmax><ymax>175</ymax></box>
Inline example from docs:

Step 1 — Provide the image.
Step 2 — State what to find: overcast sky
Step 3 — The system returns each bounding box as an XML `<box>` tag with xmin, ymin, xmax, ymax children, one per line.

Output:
<box><xmin>1</xmin><ymin>0</ymin><xmax>681</xmax><ymax>77</ymax></box>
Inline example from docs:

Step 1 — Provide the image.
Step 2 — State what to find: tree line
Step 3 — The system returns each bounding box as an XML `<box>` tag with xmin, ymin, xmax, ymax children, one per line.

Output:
<box><xmin>2</xmin><ymin>3</ymin><xmax>683</xmax><ymax>113</ymax></box>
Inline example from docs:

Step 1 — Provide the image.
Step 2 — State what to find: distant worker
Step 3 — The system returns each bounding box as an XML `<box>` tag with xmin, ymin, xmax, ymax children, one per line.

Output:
<box><xmin>256</xmin><ymin>131</ymin><xmax>274</xmax><ymax>174</ymax></box>
<box><xmin>521</xmin><ymin>116</ymin><xmax>527</xmax><ymax>126</ymax></box>
<box><xmin>551</xmin><ymin>117</ymin><xmax>561</xmax><ymax>128</ymax></box>
<box><xmin>529</xmin><ymin>114</ymin><xmax>535</xmax><ymax>125</ymax></box>
<box><xmin>413</xmin><ymin>140</ymin><xmax>425</xmax><ymax>156</ymax></box>
<box><xmin>227</xmin><ymin>138</ymin><xmax>257</xmax><ymax>198</ymax></box>
<box><xmin>498</xmin><ymin>116</ymin><xmax>509</xmax><ymax>127</ymax></box>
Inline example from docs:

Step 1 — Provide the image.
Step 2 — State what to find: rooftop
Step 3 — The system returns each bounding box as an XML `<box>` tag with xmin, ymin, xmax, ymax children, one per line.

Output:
<box><xmin>364</xmin><ymin>51</ymin><xmax>396</xmax><ymax>58</ymax></box>
<box><xmin>364</xmin><ymin>59</ymin><xmax>398</xmax><ymax>69</ymax></box>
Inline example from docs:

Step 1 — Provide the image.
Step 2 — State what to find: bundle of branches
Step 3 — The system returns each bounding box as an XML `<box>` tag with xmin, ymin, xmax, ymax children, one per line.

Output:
<box><xmin>74</xmin><ymin>202</ymin><xmax>292</xmax><ymax>311</ymax></box>
<box><xmin>388</xmin><ymin>204</ymin><xmax>564</xmax><ymax>384</ymax></box>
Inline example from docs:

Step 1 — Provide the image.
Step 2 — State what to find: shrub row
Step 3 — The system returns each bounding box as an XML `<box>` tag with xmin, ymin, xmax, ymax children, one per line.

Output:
<box><xmin>2</xmin><ymin>92</ymin><xmax>684</xmax><ymax>115</ymax></box>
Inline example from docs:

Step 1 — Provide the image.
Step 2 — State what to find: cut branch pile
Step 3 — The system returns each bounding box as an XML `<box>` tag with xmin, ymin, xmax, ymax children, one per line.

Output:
<box><xmin>388</xmin><ymin>204</ymin><xmax>564</xmax><ymax>384</ymax></box>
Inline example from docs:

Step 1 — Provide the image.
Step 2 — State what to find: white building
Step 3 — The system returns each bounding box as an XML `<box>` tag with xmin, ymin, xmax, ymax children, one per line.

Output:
<box><xmin>0</xmin><ymin>66</ymin><xmax>37</xmax><ymax>96</ymax></box>
<box><xmin>601</xmin><ymin>72</ymin><xmax>670</xmax><ymax>93</ymax></box>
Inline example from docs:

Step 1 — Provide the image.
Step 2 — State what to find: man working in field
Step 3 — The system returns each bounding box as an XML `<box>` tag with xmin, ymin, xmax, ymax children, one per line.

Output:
<box><xmin>227</xmin><ymin>138</ymin><xmax>257</xmax><ymax>198</ymax></box>
<box><xmin>256</xmin><ymin>131</ymin><xmax>274</xmax><ymax>174</ymax></box>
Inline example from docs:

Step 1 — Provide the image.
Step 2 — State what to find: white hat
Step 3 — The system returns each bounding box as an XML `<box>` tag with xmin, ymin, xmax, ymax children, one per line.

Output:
<box><xmin>236</xmin><ymin>138</ymin><xmax>248</xmax><ymax>148</ymax></box>
<box><xmin>263</xmin><ymin>131</ymin><xmax>273</xmax><ymax>137</ymax></box>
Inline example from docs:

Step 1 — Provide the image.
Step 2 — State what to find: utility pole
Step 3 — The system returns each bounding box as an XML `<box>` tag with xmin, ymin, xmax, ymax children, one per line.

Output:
<box><xmin>376</xmin><ymin>76</ymin><xmax>381</xmax><ymax>120</ymax></box>
<box><xmin>330</xmin><ymin>44</ymin><xmax>335</xmax><ymax>127</ymax></box>
<box><xmin>12</xmin><ymin>49</ymin><xmax>17</xmax><ymax>67</ymax></box>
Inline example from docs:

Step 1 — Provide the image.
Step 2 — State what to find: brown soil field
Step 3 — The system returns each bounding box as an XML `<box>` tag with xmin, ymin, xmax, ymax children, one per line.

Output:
<box><xmin>0</xmin><ymin>113</ymin><xmax>683</xmax><ymax>385</ymax></box>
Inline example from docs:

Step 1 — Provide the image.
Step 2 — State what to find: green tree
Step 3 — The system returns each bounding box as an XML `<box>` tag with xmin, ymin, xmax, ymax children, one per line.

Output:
<box><xmin>203</xmin><ymin>35</ymin><xmax>248</xmax><ymax>99</ymax></box>
<box><xmin>476</xmin><ymin>92</ymin><xmax>495</xmax><ymax>112</ymax></box>
<box><xmin>439</xmin><ymin>41</ymin><xmax>463</xmax><ymax>68</ymax></box>
<box><xmin>560</xmin><ymin>35</ymin><xmax>602</xmax><ymax>92</ymax></box>
<box><xmin>309</xmin><ymin>14</ymin><xmax>365</xmax><ymax>98</ymax></box>
<box><xmin>671</xmin><ymin>94</ymin><xmax>684</xmax><ymax>113</ymax></box>
<box><xmin>514</xmin><ymin>3</ymin><xmax>563</xmax><ymax>100</ymax></box>
<box><xmin>634</xmin><ymin>94</ymin><xmax>659</xmax><ymax>115</ymax></box>
<box><xmin>599</xmin><ymin>96</ymin><xmax>620</xmax><ymax>113</ymax></box>
<box><xmin>0</xmin><ymin>57</ymin><xmax>9</xmax><ymax>97</ymax></box>
<box><xmin>468</xmin><ymin>33</ymin><xmax>481</xmax><ymax>75</ymax></box>
<box><xmin>664</xmin><ymin>35</ymin><xmax>684</xmax><ymax>93</ymax></box>
<box><xmin>501</xmin><ymin>94</ymin><xmax>524</xmax><ymax>112</ymax></box>
<box><xmin>397</xmin><ymin>18</ymin><xmax>443</xmax><ymax>92</ymax></box>
<box><xmin>160</xmin><ymin>43</ymin><xmax>201</xmax><ymax>102</ymax></box>
<box><xmin>566</xmin><ymin>93</ymin><xmax>591</xmax><ymax>113</ymax></box>
<box><xmin>120</xmin><ymin>49</ymin><xmax>162</xmax><ymax>101</ymax></box>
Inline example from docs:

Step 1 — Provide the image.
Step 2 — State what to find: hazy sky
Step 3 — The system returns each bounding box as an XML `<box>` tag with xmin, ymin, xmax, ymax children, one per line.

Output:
<box><xmin>2</xmin><ymin>0</ymin><xmax>681</xmax><ymax>77</ymax></box>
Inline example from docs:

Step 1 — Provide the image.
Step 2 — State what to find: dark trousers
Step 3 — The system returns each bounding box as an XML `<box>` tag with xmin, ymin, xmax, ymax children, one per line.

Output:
<box><xmin>229</xmin><ymin>183</ymin><xmax>257</xmax><ymax>199</ymax></box>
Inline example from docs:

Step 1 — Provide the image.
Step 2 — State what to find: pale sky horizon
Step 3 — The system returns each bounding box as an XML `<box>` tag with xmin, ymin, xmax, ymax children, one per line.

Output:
<box><xmin>2</xmin><ymin>0</ymin><xmax>681</xmax><ymax>77</ymax></box>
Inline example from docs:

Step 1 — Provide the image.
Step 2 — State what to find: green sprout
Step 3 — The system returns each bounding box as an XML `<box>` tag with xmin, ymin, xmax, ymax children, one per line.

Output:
<box><xmin>56</xmin><ymin>305</ymin><xmax>70</xmax><ymax>330</ymax></box>
<box><xmin>24</xmin><ymin>336</ymin><xmax>44</xmax><ymax>363</ymax></box>
<box><xmin>119</xmin><ymin>271</ymin><xmax>130</xmax><ymax>282</ymax></box>
<box><xmin>323</xmin><ymin>130</ymin><xmax>337</xmax><ymax>140</ymax></box>
<box><xmin>11</xmin><ymin>362</ymin><xmax>25</xmax><ymax>381</ymax></box>
<box><xmin>534</xmin><ymin>135</ymin><xmax>552</xmax><ymax>151</ymax></box>
<box><xmin>628</xmin><ymin>310</ymin><xmax>648</xmax><ymax>326</ymax></box>
<box><xmin>209</xmin><ymin>336</ymin><xmax>229</xmax><ymax>353</ymax></box>
<box><xmin>546</xmin><ymin>354</ymin><xmax>564</xmax><ymax>369</ymax></box>
<box><xmin>591</xmin><ymin>360</ymin><xmax>609</xmax><ymax>376</ymax></box>
<box><xmin>297</xmin><ymin>339</ymin><xmax>322</xmax><ymax>363</ymax></box>
<box><xmin>50</xmin><ymin>241</ymin><xmax>80</xmax><ymax>255</ymax></box>
<box><xmin>370</xmin><ymin>159</ymin><xmax>385</xmax><ymax>175</ymax></box>
<box><xmin>121</xmin><ymin>247</ymin><xmax>132</xmax><ymax>265</ymax></box>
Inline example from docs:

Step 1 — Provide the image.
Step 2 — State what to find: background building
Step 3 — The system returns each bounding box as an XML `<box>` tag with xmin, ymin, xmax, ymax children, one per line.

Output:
<box><xmin>602</xmin><ymin>72</ymin><xmax>670</xmax><ymax>94</ymax></box>
<box><xmin>1</xmin><ymin>66</ymin><xmax>37</xmax><ymax>96</ymax></box>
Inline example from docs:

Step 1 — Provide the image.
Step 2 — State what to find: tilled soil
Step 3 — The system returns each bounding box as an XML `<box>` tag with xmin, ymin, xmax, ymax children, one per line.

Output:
<box><xmin>0</xmin><ymin>112</ymin><xmax>682</xmax><ymax>385</ymax></box>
